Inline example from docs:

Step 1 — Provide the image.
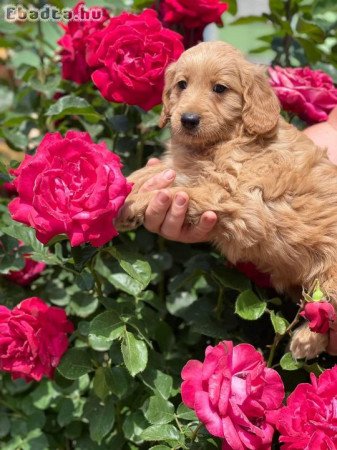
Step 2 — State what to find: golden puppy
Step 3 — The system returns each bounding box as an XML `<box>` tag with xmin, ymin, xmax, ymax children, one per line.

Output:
<box><xmin>116</xmin><ymin>41</ymin><xmax>337</xmax><ymax>359</ymax></box>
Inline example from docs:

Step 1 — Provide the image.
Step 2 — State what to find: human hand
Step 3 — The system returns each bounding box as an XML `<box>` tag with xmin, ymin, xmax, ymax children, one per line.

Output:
<box><xmin>304</xmin><ymin>106</ymin><xmax>337</xmax><ymax>164</ymax></box>
<box><xmin>139</xmin><ymin>158</ymin><xmax>217</xmax><ymax>243</ymax></box>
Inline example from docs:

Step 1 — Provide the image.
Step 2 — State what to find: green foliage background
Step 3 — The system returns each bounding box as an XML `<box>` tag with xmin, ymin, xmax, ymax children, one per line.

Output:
<box><xmin>0</xmin><ymin>1</ymin><xmax>336</xmax><ymax>449</ymax></box>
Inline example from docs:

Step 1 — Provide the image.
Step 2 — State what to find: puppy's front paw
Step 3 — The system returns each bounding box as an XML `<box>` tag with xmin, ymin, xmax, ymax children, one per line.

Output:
<box><xmin>115</xmin><ymin>197</ymin><xmax>147</xmax><ymax>232</ymax></box>
<box><xmin>289</xmin><ymin>323</ymin><xmax>328</xmax><ymax>360</ymax></box>
<box><xmin>185</xmin><ymin>199</ymin><xmax>207</xmax><ymax>226</ymax></box>
<box><xmin>115</xmin><ymin>212</ymin><xmax>144</xmax><ymax>232</ymax></box>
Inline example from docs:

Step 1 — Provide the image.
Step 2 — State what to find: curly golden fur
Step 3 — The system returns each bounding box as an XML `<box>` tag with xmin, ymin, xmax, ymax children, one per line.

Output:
<box><xmin>116</xmin><ymin>41</ymin><xmax>337</xmax><ymax>359</ymax></box>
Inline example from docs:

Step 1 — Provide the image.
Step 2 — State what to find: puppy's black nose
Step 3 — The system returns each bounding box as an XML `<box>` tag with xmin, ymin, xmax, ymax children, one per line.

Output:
<box><xmin>181</xmin><ymin>113</ymin><xmax>200</xmax><ymax>129</ymax></box>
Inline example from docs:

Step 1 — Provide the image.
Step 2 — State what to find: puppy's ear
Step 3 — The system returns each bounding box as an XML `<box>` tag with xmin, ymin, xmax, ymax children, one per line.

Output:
<box><xmin>159</xmin><ymin>62</ymin><xmax>177</xmax><ymax>128</ymax></box>
<box><xmin>241</xmin><ymin>65</ymin><xmax>280</xmax><ymax>136</ymax></box>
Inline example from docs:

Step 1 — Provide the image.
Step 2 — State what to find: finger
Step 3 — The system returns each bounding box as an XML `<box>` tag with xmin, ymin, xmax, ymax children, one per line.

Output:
<box><xmin>146</xmin><ymin>158</ymin><xmax>161</xmax><ymax>167</ymax></box>
<box><xmin>181</xmin><ymin>211</ymin><xmax>217</xmax><ymax>243</ymax></box>
<box><xmin>144</xmin><ymin>189</ymin><xmax>172</xmax><ymax>233</ymax></box>
<box><xmin>159</xmin><ymin>192</ymin><xmax>189</xmax><ymax>240</ymax></box>
<box><xmin>139</xmin><ymin>169</ymin><xmax>176</xmax><ymax>193</ymax></box>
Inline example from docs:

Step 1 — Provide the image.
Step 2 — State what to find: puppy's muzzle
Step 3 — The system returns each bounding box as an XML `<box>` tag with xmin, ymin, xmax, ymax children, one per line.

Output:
<box><xmin>181</xmin><ymin>112</ymin><xmax>200</xmax><ymax>130</ymax></box>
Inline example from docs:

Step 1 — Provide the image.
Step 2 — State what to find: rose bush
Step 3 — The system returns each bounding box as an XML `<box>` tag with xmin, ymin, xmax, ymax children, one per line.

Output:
<box><xmin>0</xmin><ymin>0</ymin><xmax>337</xmax><ymax>449</ymax></box>
<box><xmin>0</xmin><ymin>297</ymin><xmax>73</xmax><ymax>381</ymax></box>
<box><xmin>8</xmin><ymin>131</ymin><xmax>132</xmax><ymax>247</ymax></box>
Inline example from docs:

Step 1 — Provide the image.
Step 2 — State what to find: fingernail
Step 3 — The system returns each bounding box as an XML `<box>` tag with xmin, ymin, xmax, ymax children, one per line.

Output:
<box><xmin>175</xmin><ymin>194</ymin><xmax>187</xmax><ymax>206</ymax></box>
<box><xmin>158</xmin><ymin>191</ymin><xmax>169</xmax><ymax>204</ymax></box>
<box><xmin>163</xmin><ymin>169</ymin><xmax>175</xmax><ymax>180</ymax></box>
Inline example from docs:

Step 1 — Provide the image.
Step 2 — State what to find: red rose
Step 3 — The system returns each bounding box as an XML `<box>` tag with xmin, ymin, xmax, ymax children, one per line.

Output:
<box><xmin>300</xmin><ymin>301</ymin><xmax>336</xmax><ymax>334</ymax></box>
<box><xmin>268</xmin><ymin>367</ymin><xmax>337</xmax><ymax>449</ymax></box>
<box><xmin>57</xmin><ymin>1</ymin><xmax>110</xmax><ymax>84</ymax></box>
<box><xmin>1</xmin><ymin>181</ymin><xmax>17</xmax><ymax>197</ymax></box>
<box><xmin>87</xmin><ymin>9</ymin><xmax>184</xmax><ymax>111</ymax></box>
<box><xmin>6</xmin><ymin>257</ymin><xmax>46</xmax><ymax>287</ymax></box>
<box><xmin>160</xmin><ymin>0</ymin><xmax>227</xmax><ymax>29</ymax></box>
<box><xmin>9</xmin><ymin>131</ymin><xmax>132</xmax><ymax>247</ymax></box>
<box><xmin>269</xmin><ymin>66</ymin><xmax>337</xmax><ymax>124</ymax></box>
<box><xmin>0</xmin><ymin>297</ymin><xmax>73</xmax><ymax>381</ymax></box>
<box><xmin>235</xmin><ymin>262</ymin><xmax>272</xmax><ymax>288</ymax></box>
<box><xmin>159</xmin><ymin>0</ymin><xmax>228</xmax><ymax>47</ymax></box>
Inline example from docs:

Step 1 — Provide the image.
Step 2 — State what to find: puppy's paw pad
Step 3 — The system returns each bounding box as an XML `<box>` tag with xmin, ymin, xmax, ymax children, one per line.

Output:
<box><xmin>116</xmin><ymin>214</ymin><xmax>144</xmax><ymax>231</ymax></box>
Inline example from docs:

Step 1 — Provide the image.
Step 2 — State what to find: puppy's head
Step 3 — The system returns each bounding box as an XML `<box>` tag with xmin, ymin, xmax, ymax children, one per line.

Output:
<box><xmin>159</xmin><ymin>41</ymin><xmax>280</xmax><ymax>146</ymax></box>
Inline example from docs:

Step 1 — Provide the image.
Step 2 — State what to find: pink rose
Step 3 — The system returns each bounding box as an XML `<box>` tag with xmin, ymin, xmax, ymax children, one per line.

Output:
<box><xmin>0</xmin><ymin>297</ymin><xmax>73</xmax><ymax>381</ymax></box>
<box><xmin>87</xmin><ymin>9</ymin><xmax>184</xmax><ymax>111</ymax></box>
<box><xmin>57</xmin><ymin>1</ymin><xmax>110</xmax><ymax>84</ymax></box>
<box><xmin>158</xmin><ymin>0</ymin><xmax>228</xmax><ymax>47</ymax></box>
<box><xmin>269</xmin><ymin>66</ymin><xmax>337</xmax><ymax>124</ymax></box>
<box><xmin>269</xmin><ymin>366</ymin><xmax>337</xmax><ymax>449</ymax></box>
<box><xmin>300</xmin><ymin>301</ymin><xmax>336</xmax><ymax>334</ymax></box>
<box><xmin>8</xmin><ymin>131</ymin><xmax>132</xmax><ymax>247</ymax></box>
<box><xmin>181</xmin><ymin>341</ymin><xmax>284</xmax><ymax>450</ymax></box>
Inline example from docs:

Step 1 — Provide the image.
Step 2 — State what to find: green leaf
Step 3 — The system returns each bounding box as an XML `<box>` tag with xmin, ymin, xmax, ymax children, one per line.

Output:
<box><xmin>69</xmin><ymin>292</ymin><xmax>98</xmax><ymax>318</ymax></box>
<box><xmin>141</xmin><ymin>368</ymin><xmax>173</xmax><ymax>400</ymax></box>
<box><xmin>235</xmin><ymin>290</ymin><xmax>267</xmax><ymax>320</ymax></box>
<box><xmin>75</xmin><ymin>271</ymin><xmax>95</xmax><ymax>291</ymax></box>
<box><xmin>212</xmin><ymin>266</ymin><xmax>251</xmax><ymax>292</ymax></box>
<box><xmin>84</xmin><ymin>396</ymin><xmax>115</xmax><ymax>444</ymax></box>
<box><xmin>0</xmin><ymin>412</ymin><xmax>10</xmax><ymax>438</ymax></box>
<box><xmin>93</xmin><ymin>367</ymin><xmax>115</xmax><ymax>401</ymax></box>
<box><xmin>176</xmin><ymin>403</ymin><xmax>198</xmax><ymax>421</ymax></box>
<box><xmin>30</xmin><ymin>380</ymin><xmax>59</xmax><ymax>410</ymax></box>
<box><xmin>57</xmin><ymin>348</ymin><xmax>93</xmax><ymax>380</ymax></box>
<box><xmin>270</xmin><ymin>311</ymin><xmax>289</xmax><ymax>335</ymax></box>
<box><xmin>149</xmin><ymin>447</ymin><xmax>171</xmax><ymax>450</ymax></box>
<box><xmin>304</xmin><ymin>362</ymin><xmax>324</xmax><ymax>376</ymax></box>
<box><xmin>0</xmin><ymin>235</ymin><xmax>25</xmax><ymax>274</ymax></box>
<box><xmin>231</xmin><ymin>15</ymin><xmax>269</xmax><ymax>25</ymax></box>
<box><xmin>6</xmin><ymin>429</ymin><xmax>48</xmax><ymax>450</ymax></box>
<box><xmin>280</xmin><ymin>352</ymin><xmax>304</xmax><ymax>371</ymax></box>
<box><xmin>296</xmin><ymin>17</ymin><xmax>325</xmax><ymax>43</ymax></box>
<box><xmin>57</xmin><ymin>398</ymin><xmax>76</xmax><ymax>427</ymax></box>
<box><xmin>108</xmin><ymin>366</ymin><xmax>130</xmax><ymax>398</ymax></box>
<box><xmin>141</xmin><ymin>424</ymin><xmax>180</xmax><ymax>442</ymax></box>
<box><xmin>95</xmin><ymin>254</ymin><xmax>145</xmax><ymax>296</ymax></box>
<box><xmin>144</xmin><ymin>396</ymin><xmax>175</xmax><ymax>425</ymax></box>
<box><xmin>227</xmin><ymin>0</ymin><xmax>237</xmax><ymax>15</ymax></box>
<box><xmin>1</xmin><ymin>128</ymin><xmax>28</xmax><ymax>151</ymax></box>
<box><xmin>71</xmin><ymin>245</ymin><xmax>97</xmax><ymax>272</ymax></box>
<box><xmin>121</xmin><ymin>331</ymin><xmax>148</xmax><ymax>377</ymax></box>
<box><xmin>104</xmin><ymin>246</ymin><xmax>151</xmax><ymax>290</ymax></box>
<box><xmin>1</xmin><ymin>221</ymin><xmax>60</xmax><ymax>265</ymax></box>
<box><xmin>122</xmin><ymin>411</ymin><xmax>148</xmax><ymax>445</ymax></box>
<box><xmin>89</xmin><ymin>310</ymin><xmax>125</xmax><ymax>341</ymax></box>
<box><xmin>45</xmin><ymin>95</ymin><xmax>101</xmax><ymax>122</ymax></box>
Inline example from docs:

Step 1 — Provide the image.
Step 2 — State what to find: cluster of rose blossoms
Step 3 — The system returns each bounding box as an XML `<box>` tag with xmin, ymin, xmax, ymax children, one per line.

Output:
<box><xmin>182</xmin><ymin>341</ymin><xmax>337</xmax><ymax>449</ymax></box>
<box><xmin>1</xmin><ymin>1</ymin><xmax>337</xmax><ymax>448</ymax></box>
<box><xmin>57</xmin><ymin>0</ymin><xmax>228</xmax><ymax>110</ymax></box>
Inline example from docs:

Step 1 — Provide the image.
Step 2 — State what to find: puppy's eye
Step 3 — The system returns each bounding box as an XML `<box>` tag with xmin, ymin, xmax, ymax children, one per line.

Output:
<box><xmin>213</xmin><ymin>84</ymin><xmax>227</xmax><ymax>93</ymax></box>
<box><xmin>177</xmin><ymin>80</ymin><xmax>187</xmax><ymax>90</ymax></box>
